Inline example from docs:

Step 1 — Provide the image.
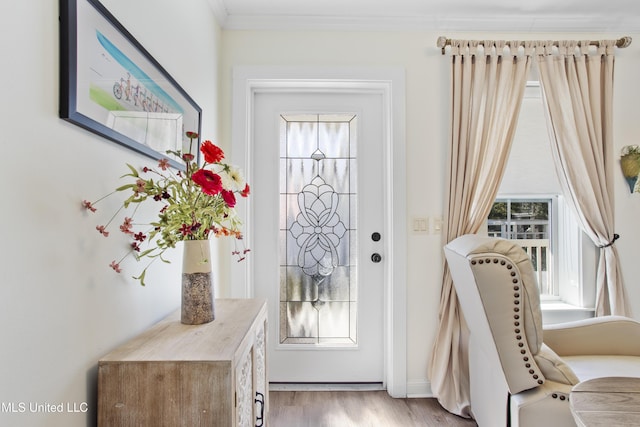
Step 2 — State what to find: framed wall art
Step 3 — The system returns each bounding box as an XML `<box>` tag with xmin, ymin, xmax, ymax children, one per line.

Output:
<box><xmin>59</xmin><ymin>0</ymin><xmax>201</xmax><ymax>168</ymax></box>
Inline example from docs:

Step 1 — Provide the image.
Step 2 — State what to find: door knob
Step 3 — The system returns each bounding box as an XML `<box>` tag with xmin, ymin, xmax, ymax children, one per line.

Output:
<box><xmin>371</xmin><ymin>253</ymin><xmax>382</xmax><ymax>263</ymax></box>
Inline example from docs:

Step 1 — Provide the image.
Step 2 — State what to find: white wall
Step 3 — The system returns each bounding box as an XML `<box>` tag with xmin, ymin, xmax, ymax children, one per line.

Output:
<box><xmin>220</xmin><ymin>30</ymin><xmax>640</xmax><ymax>395</ymax></box>
<box><xmin>0</xmin><ymin>1</ymin><xmax>221</xmax><ymax>426</ymax></box>
<box><xmin>612</xmin><ymin>48</ymin><xmax>640</xmax><ymax>316</ymax></box>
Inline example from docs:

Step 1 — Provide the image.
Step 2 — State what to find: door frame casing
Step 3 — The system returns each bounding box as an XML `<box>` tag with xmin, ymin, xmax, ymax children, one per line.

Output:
<box><xmin>230</xmin><ymin>66</ymin><xmax>407</xmax><ymax>397</ymax></box>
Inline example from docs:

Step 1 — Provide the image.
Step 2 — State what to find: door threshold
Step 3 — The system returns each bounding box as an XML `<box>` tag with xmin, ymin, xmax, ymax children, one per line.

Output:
<box><xmin>270</xmin><ymin>382</ymin><xmax>385</xmax><ymax>392</ymax></box>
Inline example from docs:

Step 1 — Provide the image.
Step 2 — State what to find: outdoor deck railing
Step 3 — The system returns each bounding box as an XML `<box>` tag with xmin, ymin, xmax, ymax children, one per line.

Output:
<box><xmin>517</xmin><ymin>238</ymin><xmax>551</xmax><ymax>295</ymax></box>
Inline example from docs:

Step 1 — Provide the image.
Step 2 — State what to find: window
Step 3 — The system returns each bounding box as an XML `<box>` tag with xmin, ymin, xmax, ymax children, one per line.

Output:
<box><xmin>279</xmin><ymin>113</ymin><xmax>358</xmax><ymax>345</ymax></box>
<box><xmin>488</xmin><ymin>199</ymin><xmax>550</xmax><ymax>240</ymax></box>
<box><xmin>488</xmin><ymin>81</ymin><xmax>596</xmax><ymax>316</ymax></box>
<box><xmin>488</xmin><ymin>198</ymin><xmax>554</xmax><ymax>296</ymax></box>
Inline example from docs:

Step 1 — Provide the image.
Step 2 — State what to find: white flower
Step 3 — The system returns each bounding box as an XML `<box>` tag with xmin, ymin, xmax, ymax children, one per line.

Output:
<box><xmin>221</xmin><ymin>165</ymin><xmax>246</xmax><ymax>192</ymax></box>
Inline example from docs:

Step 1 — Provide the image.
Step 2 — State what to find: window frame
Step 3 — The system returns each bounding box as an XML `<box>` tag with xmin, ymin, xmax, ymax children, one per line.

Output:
<box><xmin>488</xmin><ymin>194</ymin><xmax>559</xmax><ymax>299</ymax></box>
<box><xmin>488</xmin><ymin>194</ymin><xmax>597</xmax><ymax>312</ymax></box>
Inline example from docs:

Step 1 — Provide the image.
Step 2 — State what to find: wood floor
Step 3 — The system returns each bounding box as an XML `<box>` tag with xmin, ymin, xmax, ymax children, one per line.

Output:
<box><xmin>268</xmin><ymin>391</ymin><xmax>478</xmax><ymax>426</ymax></box>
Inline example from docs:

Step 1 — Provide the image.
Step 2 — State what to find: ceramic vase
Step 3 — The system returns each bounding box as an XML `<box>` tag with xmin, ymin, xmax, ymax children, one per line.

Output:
<box><xmin>181</xmin><ymin>240</ymin><xmax>215</xmax><ymax>325</ymax></box>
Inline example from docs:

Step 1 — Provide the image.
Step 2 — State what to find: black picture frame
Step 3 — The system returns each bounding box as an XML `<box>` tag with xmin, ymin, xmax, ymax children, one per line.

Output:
<box><xmin>59</xmin><ymin>0</ymin><xmax>201</xmax><ymax>168</ymax></box>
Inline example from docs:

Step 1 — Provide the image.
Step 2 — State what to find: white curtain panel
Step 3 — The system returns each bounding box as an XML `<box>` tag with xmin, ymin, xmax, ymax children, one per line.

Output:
<box><xmin>429</xmin><ymin>40</ymin><xmax>532</xmax><ymax>417</ymax></box>
<box><xmin>536</xmin><ymin>40</ymin><xmax>630</xmax><ymax>317</ymax></box>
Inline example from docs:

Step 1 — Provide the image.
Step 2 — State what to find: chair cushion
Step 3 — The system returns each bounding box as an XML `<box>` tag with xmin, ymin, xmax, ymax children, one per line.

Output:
<box><xmin>534</xmin><ymin>344</ymin><xmax>579</xmax><ymax>385</ymax></box>
<box><xmin>563</xmin><ymin>355</ymin><xmax>640</xmax><ymax>381</ymax></box>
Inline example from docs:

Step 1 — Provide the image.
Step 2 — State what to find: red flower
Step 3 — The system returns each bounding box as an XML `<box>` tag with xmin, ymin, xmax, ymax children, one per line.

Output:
<box><xmin>186</xmin><ymin>131</ymin><xmax>199</xmax><ymax>140</ymax></box>
<box><xmin>109</xmin><ymin>261</ymin><xmax>122</xmax><ymax>273</ymax></box>
<box><xmin>158</xmin><ymin>158</ymin><xmax>170</xmax><ymax>170</ymax></box>
<box><xmin>221</xmin><ymin>189</ymin><xmax>236</xmax><ymax>208</ymax></box>
<box><xmin>192</xmin><ymin>169</ymin><xmax>223</xmax><ymax>196</ymax></box>
<box><xmin>133</xmin><ymin>232</ymin><xmax>147</xmax><ymax>242</ymax></box>
<box><xmin>180</xmin><ymin>223</ymin><xmax>193</xmax><ymax>236</ymax></box>
<box><xmin>96</xmin><ymin>225</ymin><xmax>109</xmax><ymax>237</ymax></box>
<box><xmin>182</xmin><ymin>153</ymin><xmax>195</xmax><ymax>162</ymax></box>
<box><xmin>82</xmin><ymin>200</ymin><xmax>97</xmax><ymax>212</ymax></box>
<box><xmin>240</xmin><ymin>183</ymin><xmax>250</xmax><ymax>198</ymax></box>
<box><xmin>120</xmin><ymin>217</ymin><xmax>133</xmax><ymax>234</ymax></box>
<box><xmin>135</xmin><ymin>179</ymin><xmax>146</xmax><ymax>194</ymax></box>
<box><xmin>201</xmin><ymin>140</ymin><xmax>225</xmax><ymax>164</ymax></box>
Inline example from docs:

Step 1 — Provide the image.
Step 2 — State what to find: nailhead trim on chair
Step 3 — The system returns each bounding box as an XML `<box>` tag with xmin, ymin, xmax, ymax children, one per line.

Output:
<box><xmin>472</xmin><ymin>257</ymin><xmax>544</xmax><ymax>386</ymax></box>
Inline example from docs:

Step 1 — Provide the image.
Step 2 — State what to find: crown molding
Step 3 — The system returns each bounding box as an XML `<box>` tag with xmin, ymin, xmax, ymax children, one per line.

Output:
<box><xmin>207</xmin><ymin>0</ymin><xmax>229</xmax><ymax>27</ymax></box>
<box><xmin>214</xmin><ymin>12</ymin><xmax>640</xmax><ymax>33</ymax></box>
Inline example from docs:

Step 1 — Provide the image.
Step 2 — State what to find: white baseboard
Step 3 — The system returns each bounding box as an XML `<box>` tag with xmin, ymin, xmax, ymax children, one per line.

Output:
<box><xmin>270</xmin><ymin>382</ymin><xmax>385</xmax><ymax>392</ymax></box>
<box><xmin>406</xmin><ymin>379</ymin><xmax>433</xmax><ymax>398</ymax></box>
<box><xmin>268</xmin><ymin>380</ymin><xmax>433</xmax><ymax>398</ymax></box>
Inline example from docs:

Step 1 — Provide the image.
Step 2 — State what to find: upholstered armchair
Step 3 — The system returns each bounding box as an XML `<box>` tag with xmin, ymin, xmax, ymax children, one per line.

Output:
<box><xmin>444</xmin><ymin>234</ymin><xmax>640</xmax><ymax>427</ymax></box>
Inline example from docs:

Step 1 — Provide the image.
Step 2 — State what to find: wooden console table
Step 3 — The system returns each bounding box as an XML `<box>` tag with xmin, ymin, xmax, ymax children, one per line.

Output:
<box><xmin>98</xmin><ymin>298</ymin><xmax>268</xmax><ymax>426</ymax></box>
<box><xmin>570</xmin><ymin>376</ymin><xmax>640</xmax><ymax>426</ymax></box>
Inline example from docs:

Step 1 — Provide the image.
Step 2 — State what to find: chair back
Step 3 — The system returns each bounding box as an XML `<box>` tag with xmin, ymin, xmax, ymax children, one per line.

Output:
<box><xmin>444</xmin><ymin>234</ymin><xmax>545</xmax><ymax>394</ymax></box>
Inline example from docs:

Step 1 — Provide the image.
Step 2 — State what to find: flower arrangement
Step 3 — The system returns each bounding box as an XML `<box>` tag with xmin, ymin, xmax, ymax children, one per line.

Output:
<box><xmin>82</xmin><ymin>132</ymin><xmax>249</xmax><ymax>285</ymax></box>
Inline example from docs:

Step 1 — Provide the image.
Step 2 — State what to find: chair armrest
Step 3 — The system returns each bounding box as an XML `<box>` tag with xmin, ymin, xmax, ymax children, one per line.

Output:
<box><xmin>543</xmin><ymin>316</ymin><xmax>640</xmax><ymax>356</ymax></box>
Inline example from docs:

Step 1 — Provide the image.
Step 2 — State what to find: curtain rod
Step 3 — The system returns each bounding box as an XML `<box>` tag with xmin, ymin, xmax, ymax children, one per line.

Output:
<box><xmin>436</xmin><ymin>36</ymin><xmax>632</xmax><ymax>55</ymax></box>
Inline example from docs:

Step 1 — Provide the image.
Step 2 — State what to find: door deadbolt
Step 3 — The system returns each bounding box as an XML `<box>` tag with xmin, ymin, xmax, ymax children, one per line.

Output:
<box><xmin>371</xmin><ymin>232</ymin><xmax>381</xmax><ymax>242</ymax></box>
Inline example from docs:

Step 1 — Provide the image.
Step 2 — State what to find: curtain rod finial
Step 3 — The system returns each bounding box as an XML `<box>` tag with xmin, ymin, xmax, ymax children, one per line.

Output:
<box><xmin>618</xmin><ymin>36</ymin><xmax>632</xmax><ymax>48</ymax></box>
<box><xmin>437</xmin><ymin>36</ymin><xmax>448</xmax><ymax>55</ymax></box>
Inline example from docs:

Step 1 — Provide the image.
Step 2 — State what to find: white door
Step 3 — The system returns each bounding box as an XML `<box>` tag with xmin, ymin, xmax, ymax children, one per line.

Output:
<box><xmin>252</xmin><ymin>89</ymin><xmax>387</xmax><ymax>383</ymax></box>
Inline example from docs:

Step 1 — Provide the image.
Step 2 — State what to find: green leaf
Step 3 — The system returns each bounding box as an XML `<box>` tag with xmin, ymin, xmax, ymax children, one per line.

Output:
<box><xmin>116</xmin><ymin>183</ymin><xmax>136</xmax><ymax>192</ymax></box>
<box><xmin>122</xmin><ymin>163</ymin><xmax>140</xmax><ymax>178</ymax></box>
<box><xmin>137</xmin><ymin>248</ymin><xmax>156</xmax><ymax>258</ymax></box>
<box><xmin>133</xmin><ymin>269</ymin><xmax>146</xmax><ymax>286</ymax></box>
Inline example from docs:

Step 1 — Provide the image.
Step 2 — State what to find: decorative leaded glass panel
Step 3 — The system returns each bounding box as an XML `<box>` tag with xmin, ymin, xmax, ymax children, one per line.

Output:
<box><xmin>279</xmin><ymin>114</ymin><xmax>357</xmax><ymax>345</ymax></box>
